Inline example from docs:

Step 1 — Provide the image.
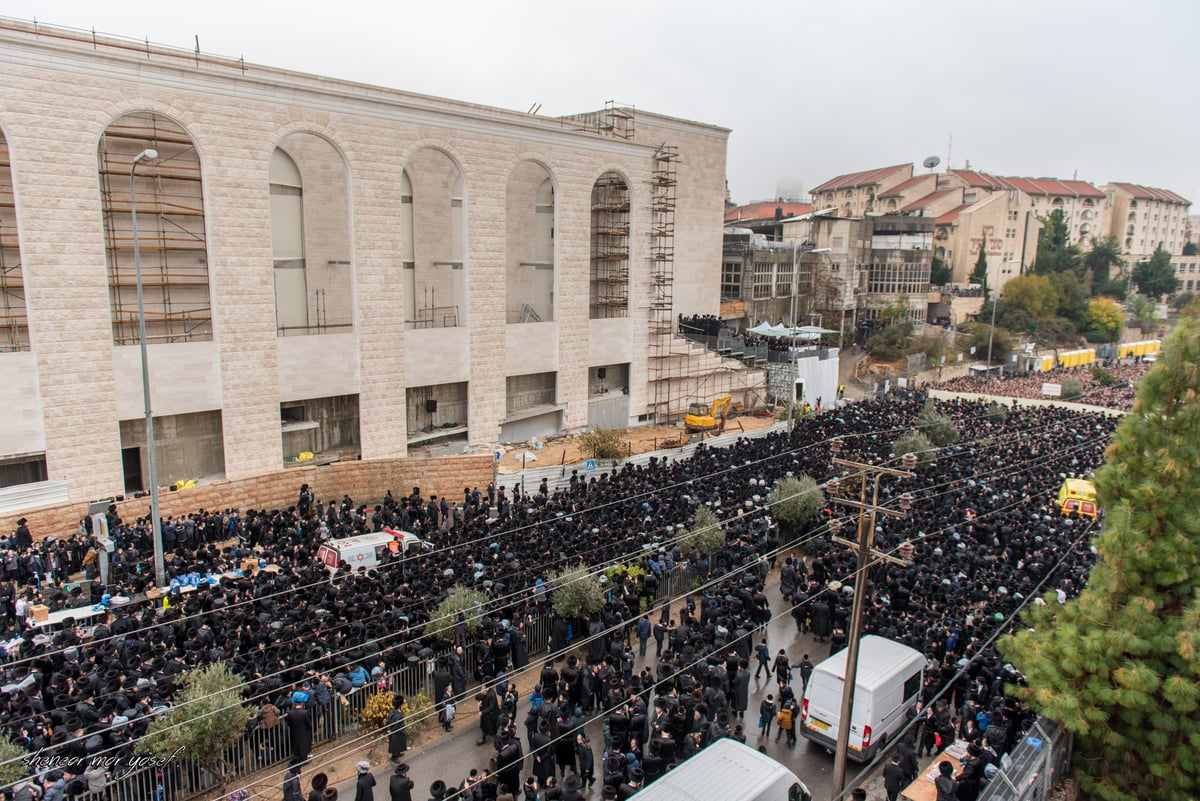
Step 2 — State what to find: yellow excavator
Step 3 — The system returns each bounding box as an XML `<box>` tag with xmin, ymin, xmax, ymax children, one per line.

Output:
<box><xmin>685</xmin><ymin>396</ymin><xmax>732</xmax><ymax>432</ymax></box>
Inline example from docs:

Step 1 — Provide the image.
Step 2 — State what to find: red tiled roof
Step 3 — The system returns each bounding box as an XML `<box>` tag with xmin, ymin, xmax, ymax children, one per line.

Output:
<box><xmin>901</xmin><ymin>188</ymin><xmax>957</xmax><ymax>211</ymax></box>
<box><xmin>878</xmin><ymin>175</ymin><xmax>933</xmax><ymax>198</ymax></box>
<box><xmin>1057</xmin><ymin>180</ymin><xmax>1107</xmax><ymax>198</ymax></box>
<box><xmin>724</xmin><ymin>201</ymin><xmax>812</xmax><ymax>224</ymax></box>
<box><xmin>936</xmin><ymin>204</ymin><xmax>973</xmax><ymax>224</ymax></box>
<box><xmin>1108</xmin><ymin>182</ymin><xmax>1190</xmax><ymax>205</ymax></box>
<box><xmin>949</xmin><ymin>170</ymin><xmax>1017</xmax><ymax>191</ymax></box>
<box><xmin>810</xmin><ymin>164</ymin><xmax>911</xmax><ymax>194</ymax></box>
<box><xmin>999</xmin><ymin>177</ymin><xmax>1105</xmax><ymax>198</ymax></box>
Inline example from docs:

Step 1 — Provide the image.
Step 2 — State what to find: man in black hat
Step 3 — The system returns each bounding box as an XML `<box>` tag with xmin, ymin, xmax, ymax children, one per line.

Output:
<box><xmin>388</xmin><ymin>763</ymin><xmax>414</xmax><ymax>801</ymax></box>
<box><xmin>14</xmin><ymin>518</ymin><xmax>32</xmax><ymax>552</ymax></box>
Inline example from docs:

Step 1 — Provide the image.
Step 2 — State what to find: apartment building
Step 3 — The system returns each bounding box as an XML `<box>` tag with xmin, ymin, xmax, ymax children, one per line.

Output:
<box><xmin>809</xmin><ymin>164</ymin><xmax>913</xmax><ymax>218</ymax></box>
<box><xmin>1104</xmin><ymin>183</ymin><xmax>1190</xmax><ymax>261</ymax></box>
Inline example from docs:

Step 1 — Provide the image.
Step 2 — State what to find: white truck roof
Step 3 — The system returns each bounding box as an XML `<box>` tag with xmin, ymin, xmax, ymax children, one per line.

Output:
<box><xmin>634</xmin><ymin>738</ymin><xmax>810</xmax><ymax>801</ymax></box>
<box><xmin>812</xmin><ymin>635</ymin><xmax>926</xmax><ymax>692</ymax></box>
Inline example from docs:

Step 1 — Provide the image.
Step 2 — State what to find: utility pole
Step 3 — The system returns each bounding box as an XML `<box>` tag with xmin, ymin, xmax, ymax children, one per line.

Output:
<box><xmin>826</xmin><ymin>438</ymin><xmax>916</xmax><ymax>796</ymax></box>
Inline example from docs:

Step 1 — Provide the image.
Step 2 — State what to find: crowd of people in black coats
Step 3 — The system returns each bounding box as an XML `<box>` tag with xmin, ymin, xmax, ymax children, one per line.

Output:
<box><xmin>0</xmin><ymin>392</ymin><xmax>1120</xmax><ymax>801</ymax></box>
<box><xmin>677</xmin><ymin>315</ymin><xmax>799</xmax><ymax>353</ymax></box>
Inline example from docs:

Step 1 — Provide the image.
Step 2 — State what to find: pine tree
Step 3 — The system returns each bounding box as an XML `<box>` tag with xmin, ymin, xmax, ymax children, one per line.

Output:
<box><xmin>1000</xmin><ymin>311</ymin><xmax>1200</xmax><ymax>801</ymax></box>
<box><xmin>970</xmin><ymin>234</ymin><xmax>990</xmax><ymax>299</ymax></box>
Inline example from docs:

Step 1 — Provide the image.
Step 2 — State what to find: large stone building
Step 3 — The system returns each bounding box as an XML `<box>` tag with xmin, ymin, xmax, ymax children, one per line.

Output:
<box><xmin>0</xmin><ymin>19</ymin><xmax>740</xmax><ymax>503</ymax></box>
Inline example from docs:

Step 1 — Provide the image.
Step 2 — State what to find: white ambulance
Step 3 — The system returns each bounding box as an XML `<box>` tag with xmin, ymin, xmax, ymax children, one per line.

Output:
<box><xmin>316</xmin><ymin>529</ymin><xmax>428</xmax><ymax>573</ymax></box>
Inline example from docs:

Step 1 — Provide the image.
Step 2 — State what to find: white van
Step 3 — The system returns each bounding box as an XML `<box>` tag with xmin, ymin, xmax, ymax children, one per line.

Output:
<box><xmin>800</xmin><ymin>635</ymin><xmax>925</xmax><ymax>762</ymax></box>
<box><xmin>634</xmin><ymin>738</ymin><xmax>812</xmax><ymax>801</ymax></box>
<box><xmin>316</xmin><ymin>529</ymin><xmax>428</xmax><ymax>573</ymax></box>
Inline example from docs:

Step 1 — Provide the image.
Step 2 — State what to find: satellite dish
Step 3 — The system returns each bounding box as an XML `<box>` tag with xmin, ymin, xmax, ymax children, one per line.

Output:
<box><xmin>923</xmin><ymin>156</ymin><xmax>941</xmax><ymax>169</ymax></box>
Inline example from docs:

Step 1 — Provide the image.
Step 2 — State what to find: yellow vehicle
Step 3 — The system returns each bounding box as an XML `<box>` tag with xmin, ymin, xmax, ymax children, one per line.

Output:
<box><xmin>1057</xmin><ymin>477</ymin><xmax>1098</xmax><ymax>519</ymax></box>
<box><xmin>685</xmin><ymin>395</ymin><xmax>732</xmax><ymax>432</ymax></box>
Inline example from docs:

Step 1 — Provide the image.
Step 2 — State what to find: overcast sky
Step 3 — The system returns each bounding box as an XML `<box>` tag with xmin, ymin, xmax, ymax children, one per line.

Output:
<box><xmin>6</xmin><ymin>0</ymin><xmax>1197</xmax><ymax>205</ymax></box>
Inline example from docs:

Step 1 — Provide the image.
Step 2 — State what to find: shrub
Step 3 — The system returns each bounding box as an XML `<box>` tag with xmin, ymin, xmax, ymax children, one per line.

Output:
<box><xmin>361</xmin><ymin>690</ymin><xmax>433</xmax><ymax>737</ymax></box>
<box><xmin>1060</xmin><ymin>378</ymin><xmax>1083</xmax><ymax>400</ymax></box>
<box><xmin>426</xmin><ymin>584</ymin><xmax>488</xmax><ymax>643</ymax></box>
<box><xmin>679</xmin><ymin>505</ymin><xmax>726</xmax><ymax>556</ymax></box>
<box><xmin>603</xmin><ymin>563</ymin><xmax>645</xmax><ymax>582</ymax></box>
<box><xmin>0</xmin><ymin>737</ymin><xmax>28</xmax><ymax>785</ymax></box>
<box><xmin>865</xmin><ymin>322</ymin><xmax>915</xmax><ymax>361</ymax></box>
<box><xmin>907</xmin><ymin>334</ymin><xmax>947</xmax><ymax>362</ymax></box>
<box><xmin>893</xmin><ymin>430</ymin><xmax>935</xmax><ymax>469</ymax></box>
<box><xmin>915</xmin><ymin>400</ymin><xmax>959</xmax><ymax>447</ymax></box>
<box><xmin>984</xmin><ymin>402</ymin><xmax>1008</xmax><ymax>424</ymax></box>
<box><xmin>578</xmin><ymin>428</ymin><xmax>627</xmax><ymax>459</ymax></box>
<box><xmin>549</xmin><ymin>564</ymin><xmax>605</xmax><ymax>619</ymax></box>
<box><xmin>1092</xmin><ymin>367</ymin><xmax>1116</xmax><ymax>387</ymax></box>
<box><xmin>769</xmin><ymin>475</ymin><xmax>823</xmax><ymax>538</ymax></box>
<box><xmin>136</xmin><ymin>663</ymin><xmax>251</xmax><ymax>779</ymax></box>
<box><xmin>361</xmin><ymin>690</ymin><xmax>395</xmax><ymax>732</ymax></box>
<box><xmin>960</xmin><ymin>323</ymin><xmax>1014</xmax><ymax>365</ymax></box>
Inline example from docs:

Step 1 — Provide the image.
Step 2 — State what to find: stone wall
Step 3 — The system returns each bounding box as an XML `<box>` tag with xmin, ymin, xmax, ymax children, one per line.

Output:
<box><xmin>0</xmin><ymin>454</ymin><xmax>492</xmax><ymax>543</ymax></box>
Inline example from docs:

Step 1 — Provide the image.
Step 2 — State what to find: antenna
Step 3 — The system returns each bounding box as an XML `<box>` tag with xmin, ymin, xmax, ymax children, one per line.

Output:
<box><xmin>923</xmin><ymin>156</ymin><xmax>941</xmax><ymax>171</ymax></box>
<box><xmin>947</xmin><ymin>135</ymin><xmax>953</xmax><ymax>170</ymax></box>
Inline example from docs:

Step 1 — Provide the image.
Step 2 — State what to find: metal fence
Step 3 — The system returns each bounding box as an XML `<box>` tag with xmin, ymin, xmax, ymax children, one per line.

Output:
<box><xmin>977</xmin><ymin>718</ymin><xmax>1072</xmax><ymax>801</ymax></box>
<box><xmin>101</xmin><ymin>566</ymin><xmax>691</xmax><ymax>801</ymax></box>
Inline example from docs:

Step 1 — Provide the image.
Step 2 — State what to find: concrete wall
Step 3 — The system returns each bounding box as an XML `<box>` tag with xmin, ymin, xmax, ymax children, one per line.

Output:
<box><xmin>0</xmin><ymin>351</ymin><xmax>45</xmax><ymax>458</ymax></box>
<box><xmin>119</xmin><ymin>411</ymin><xmax>226</xmax><ymax>489</ymax></box>
<box><xmin>111</xmin><ymin>342</ymin><xmax>224</xmax><ymax>420</ymax></box>
<box><xmin>278</xmin><ymin>333</ymin><xmax>360</xmax><ymax>402</ymax></box>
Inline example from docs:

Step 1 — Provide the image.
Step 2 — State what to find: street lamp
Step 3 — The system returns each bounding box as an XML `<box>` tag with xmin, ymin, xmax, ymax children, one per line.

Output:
<box><xmin>986</xmin><ymin>283</ymin><xmax>998</xmax><ymax>377</ymax></box>
<box><xmin>130</xmin><ymin>148</ymin><xmax>166</xmax><ymax>588</ymax></box>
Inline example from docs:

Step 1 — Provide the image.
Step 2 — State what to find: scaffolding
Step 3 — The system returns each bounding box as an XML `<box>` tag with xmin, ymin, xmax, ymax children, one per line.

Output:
<box><xmin>648</xmin><ymin>144</ymin><xmax>679</xmax><ymax>422</ymax></box>
<box><xmin>98</xmin><ymin>112</ymin><xmax>213</xmax><ymax>345</ymax></box>
<box><xmin>0</xmin><ymin>133</ymin><xmax>28</xmax><ymax>351</ymax></box>
<box><xmin>560</xmin><ymin>100</ymin><xmax>636</xmax><ymax>140</ymax></box>
<box><xmin>589</xmin><ymin>172</ymin><xmax>631</xmax><ymax>318</ymax></box>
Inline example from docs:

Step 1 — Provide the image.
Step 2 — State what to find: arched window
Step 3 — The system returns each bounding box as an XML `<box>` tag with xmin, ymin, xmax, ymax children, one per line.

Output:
<box><xmin>590</xmin><ymin>171</ymin><xmax>629</xmax><ymax>319</ymax></box>
<box><xmin>405</xmin><ymin>148</ymin><xmax>465</xmax><ymax>329</ymax></box>
<box><xmin>99</xmin><ymin>111</ymin><xmax>211</xmax><ymax>344</ymax></box>
<box><xmin>506</xmin><ymin>161</ymin><xmax>555</xmax><ymax>323</ymax></box>
<box><xmin>269</xmin><ymin>134</ymin><xmax>353</xmax><ymax>336</ymax></box>
<box><xmin>0</xmin><ymin>131</ymin><xmax>27</xmax><ymax>350</ymax></box>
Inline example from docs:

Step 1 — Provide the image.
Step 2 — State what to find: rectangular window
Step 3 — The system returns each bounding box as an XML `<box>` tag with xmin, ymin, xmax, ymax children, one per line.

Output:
<box><xmin>775</xmin><ymin>262</ymin><xmax>793</xmax><ymax>298</ymax></box>
<box><xmin>752</xmin><ymin>263</ymin><xmax>773</xmax><ymax>300</ymax></box>
<box><xmin>721</xmin><ymin>261</ymin><xmax>743</xmax><ymax>300</ymax></box>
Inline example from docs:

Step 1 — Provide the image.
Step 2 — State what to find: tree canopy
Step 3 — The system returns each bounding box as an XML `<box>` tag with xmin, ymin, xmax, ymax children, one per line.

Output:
<box><xmin>1002</xmin><ymin>274</ymin><xmax>1060</xmax><ymax>320</ymax></box>
<box><xmin>1000</xmin><ymin>312</ymin><xmax>1200</xmax><ymax>801</ymax></box>
<box><xmin>930</xmin><ymin>257</ymin><xmax>952</xmax><ymax>286</ymax></box>
<box><xmin>970</xmin><ymin>235</ymin><xmax>990</xmax><ymax>298</ymax></box>
<box><xmin>549</xmin><ymin>564</ymin><xmax>605</xmax><ymax>619</ymax></box>
<box><xmin>1132</xmin><ymin>246</ymin><xmax>1180</xmax><ymax>298</ymax></box>
<box><xmin>426</xmin><ymin>584</ymin><xmax>488</xmax><ymax>642</ymax></box>
<box><xmin>1084</xmin><ymin>296</ymin><xmax>1123</xmax><ymax>342</ymax></box>
<box><xmin>1033</xmin><ymin>209</ymin><xmax>1082</xmax><ymax>276</ymax></box>
<box><xmin>680</xmin><ymin>505</ymin><xmax>726</xmax><ymax>557</ymax></box>
<box><xmin>768</xmin><ymin>475</ymin><xmax>823</xmax><ymax>538</ymax></box>
<box><xmin>137</xmin><ymin>663</ymin><xmax>251</xmax><ymax>778</ymax></box>
<box><xmin>1084</xmin><ymin>235</ymin><xmax>1124</xmax><ymax>290</ymax></box>
<box><xmin>915</xmin><ymin>399</ymin><xmax>959</xmax><ymax>446</ymax></box>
